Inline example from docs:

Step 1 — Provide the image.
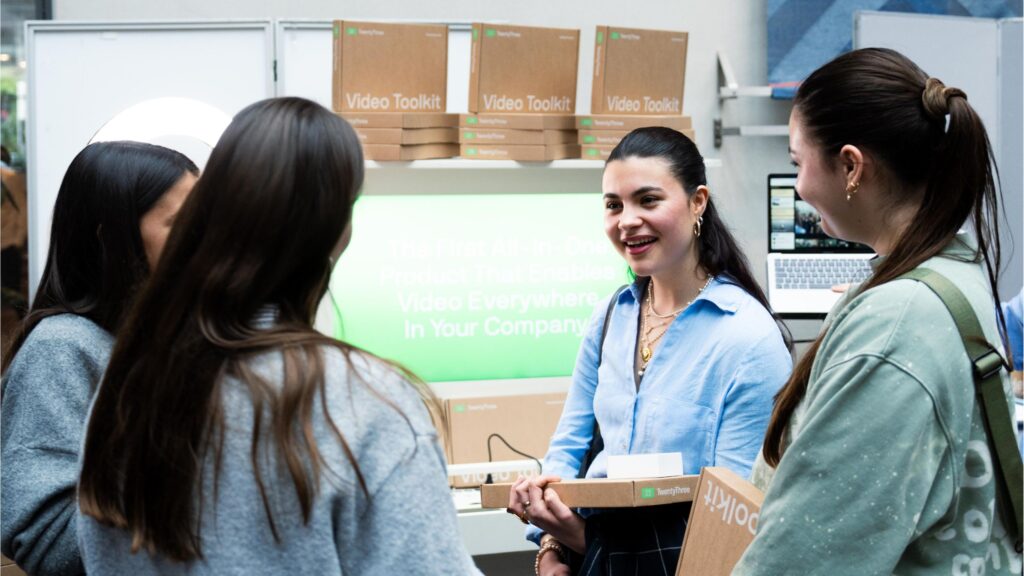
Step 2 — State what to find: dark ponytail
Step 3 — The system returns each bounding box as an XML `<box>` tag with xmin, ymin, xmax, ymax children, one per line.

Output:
<box><xmin>608</xmin><ymin>127</ymin><xmax>791</xmax><ymax>349</ymax></box>
<box><xmin>763</xmin><ymin>48</ymin><xmax>1004</xmax><ymax>466</ymax></box>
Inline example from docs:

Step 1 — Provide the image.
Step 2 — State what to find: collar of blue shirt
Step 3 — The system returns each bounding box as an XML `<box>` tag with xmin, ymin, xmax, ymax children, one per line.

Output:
<box><xmin>622</xmin><ymin>276</ymin><xmax>742</xmax><ymax>315</ymax></box>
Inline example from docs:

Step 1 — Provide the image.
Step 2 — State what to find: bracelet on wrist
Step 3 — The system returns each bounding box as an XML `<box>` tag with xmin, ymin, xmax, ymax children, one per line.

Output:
<box><xmin>534</xmin><ymin>539</ymin><xmax>566</xmax><ymax>575</ymax></box>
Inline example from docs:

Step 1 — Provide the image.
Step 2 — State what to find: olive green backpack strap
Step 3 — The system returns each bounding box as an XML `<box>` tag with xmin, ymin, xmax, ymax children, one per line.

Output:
<box><xmin>900</xmin><ymin>268</ymin><xmax>1023</xmax><ymax>551</ymax></box>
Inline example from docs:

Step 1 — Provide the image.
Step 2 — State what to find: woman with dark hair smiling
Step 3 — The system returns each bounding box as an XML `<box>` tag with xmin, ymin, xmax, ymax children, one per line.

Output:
<box><xmin>1</xmin><ymin>141</ymin><xmax>197</xmax><ymax>576</ymax></box>
<box><xmin>508</xmin><ymin>127</ymin><xmax>792</xmax><ymax>575</ymax></box>
<box><xmin>76</xmin><ymin>97</ymin><xmax>479</xmax><ymax>574</ymax></box>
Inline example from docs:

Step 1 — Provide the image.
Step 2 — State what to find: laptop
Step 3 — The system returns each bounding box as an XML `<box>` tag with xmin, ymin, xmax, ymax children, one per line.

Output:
<box><xmin>766</xmin><ymin>174</ymin><xmax>874</xmax><ymax>316</ymax></box>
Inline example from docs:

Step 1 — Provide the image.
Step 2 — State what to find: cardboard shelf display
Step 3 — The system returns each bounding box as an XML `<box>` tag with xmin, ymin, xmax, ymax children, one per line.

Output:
<box><xmin>468</xmin><ymin>23</ymin><xmax>579</xmax><ymax>115</ymax></box>
<box><xmin>332</xmin><ymin>21</ymin><xmax>448</xmax><ymax>114</ymax></box>
<box><xmin>461</xmin><ymin>143</ymin><xmax>581</xmax><ymax>162</ymax></box>
<box><xmin>460</xmin><ymin>128</ymin><xmax>576</xmax><ymax>146</ymax></box>
<box><xmin>576</xmin><ymin>115</ymin><xmax>693</xmax><ymax>131</ymax></box>
<box><xmin>579</xmin><ymin>129</ymin><xmax>697</xmax><ymax>160</ymax></box>
<box><xmin>591</xmin><ymin>26</ymin><xmax>689</xmax><ymax>116</ymax></box>
<box><xmin>339</xmin><ymin>112</ymin><xmax>459</xmax><ymax>161</ymax></box>
<box><xmin>362</xmin><ymin>143</ymin><xmax>460</xmax><ymax>161</ymax></box>
<box><xmin>356</xmin><ymin>127</ymin><xmax>458</xmax><ymax>146</ymax></box>
<box><xmin>481</xmin><ymin>475</ymin><xmax>699</xmax><ymax>508</ymax></box>
<box><xmin>461</xmin><ymin>113</ymin><xmax>576</xmax><ymax>130</ymax></box>
<box><xmin>341</xmin><ymin>111</ymin><xmax>458</xmax><ymax>129</ymax></box>
<box><xmin>575</xmin><ymin>115</ymin><xmax>695</xmax><ymax>159</ymax></box>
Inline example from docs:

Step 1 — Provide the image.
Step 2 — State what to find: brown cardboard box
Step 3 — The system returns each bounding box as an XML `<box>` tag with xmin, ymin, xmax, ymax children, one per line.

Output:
<box><xmin>468</xmin><ymin>24</ymin><xmax>579</xmax><ymax>114</ymax></box>
<box><xmin>332</xmin><ymin>21</ymin><xmax>448</xmax><ymax>113</ymax></box>
<box><xmin>461</xmin><ymin>143</ymin><xmax>581</xmax><ymax>161</ymax></box>
<box><xmin>0</xmin><ymin>555</ymin><xmax>26</xmax><ymax>576</ymax></box>
<box><xmin>676</xmin><ymin>467</ymin><xmax>763</xmax><ymax>576</ymax></box>
<box><xmin>341</xmin><ymin>112</ymin><xmax>458</xmax><ymax>129</ymax></box>
<box><xmin>481</xmin><ymin>475</ymin><xmax>699</xmax><ymax>508</ymax></box>
<box><xmin>445</xmin><ymin>392</ymin><xmax>565</xmax><ymax>465</ymax></box>
<box><xmin>591</xmin><ymin>26</ymin><xmax>688</xmax><ymax>115</ymax></box>
<box><xmin>460</xmin><ymin>128</ymin><xmax>576</xmax><ymax>145</ymax></box>
<box><xmin>461</xmin><ymin>113</ymin><xmax>576</xmax><ymax>130</ymax></box>
<box><xmin>579</xmin><ymin>128</ymin><xmax>696</xmax><ymax>159</ymax></box>
<box><xmin>576</xmin><ymin>114</ymin><xmax>692</xmax><ymax>131</ymax></box>
<box><xmin>356</xmin><ymin>127</ymin><xmax>458</xmax><ymax>145</ymax></box>
<box><xmin>362</xmin><ymin>143</ymin><xmax>459</xmax><ymax>161</ymax></box>
<box><xmin>578</xmin><ymin>130</ymin><xmax>631</xmax><ymax>146</ymax></box>
<box><xmin>580</xmin><ymin>145</ymin><xmax>617</xmax><ymax>160</ymax></box>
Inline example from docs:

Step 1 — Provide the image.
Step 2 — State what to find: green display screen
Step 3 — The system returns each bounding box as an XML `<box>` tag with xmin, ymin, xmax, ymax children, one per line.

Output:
<box><xmin>330</xmin><ymin>194</ymin><xmax>626</xmax><ymax>382</ymax></box>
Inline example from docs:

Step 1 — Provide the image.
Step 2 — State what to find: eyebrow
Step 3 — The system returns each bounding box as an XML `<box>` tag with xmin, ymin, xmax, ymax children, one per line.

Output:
<box><xmin>603</xmin><ymin>185</ymin><xmax>663</xmax><ymax>199</ymax></box>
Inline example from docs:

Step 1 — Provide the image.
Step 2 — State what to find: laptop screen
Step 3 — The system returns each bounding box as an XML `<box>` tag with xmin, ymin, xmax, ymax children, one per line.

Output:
<box><xmin>768</xmin><ymin>174</ymin><xmax>872</xmax><ymax>253</ymax></box>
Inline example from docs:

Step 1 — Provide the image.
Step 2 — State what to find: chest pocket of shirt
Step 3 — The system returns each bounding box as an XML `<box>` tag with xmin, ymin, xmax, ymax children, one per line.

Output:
<box><xmin>642</xmin><ymin>396</ymin><xmax>715</xmax><ymax>475</ymax></box>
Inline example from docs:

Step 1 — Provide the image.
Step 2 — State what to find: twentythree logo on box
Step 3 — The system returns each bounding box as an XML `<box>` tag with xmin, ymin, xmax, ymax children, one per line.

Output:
<box><xmin>640</xmin><ymin>487</ymin><xmax>656</xmax><ymax>499</ymax></box>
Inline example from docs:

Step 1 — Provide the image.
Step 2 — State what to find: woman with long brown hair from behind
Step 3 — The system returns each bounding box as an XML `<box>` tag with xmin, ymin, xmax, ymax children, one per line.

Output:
<box><xmin>77</xmin><ymin>97</ymin><xmax>480</xmax><ymax>574</ymax></box>
<box><xmin>734</xmin><ymin>48</ymin><xmax>1021</xmax><ymax>573</ymax></box>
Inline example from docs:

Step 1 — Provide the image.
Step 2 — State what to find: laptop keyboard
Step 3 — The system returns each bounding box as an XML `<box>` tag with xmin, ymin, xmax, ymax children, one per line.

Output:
<box><xmin>774</xmin><ymin>258</ymin><xmax>872</xmax><ymax>289</ymax></box>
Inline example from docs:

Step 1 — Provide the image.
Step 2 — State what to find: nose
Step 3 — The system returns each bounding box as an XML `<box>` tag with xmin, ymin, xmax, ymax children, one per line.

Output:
<box><xmin>618</xmin><ymin>205</ymin><xmax>642</xmax><ymax>232</ymax></box>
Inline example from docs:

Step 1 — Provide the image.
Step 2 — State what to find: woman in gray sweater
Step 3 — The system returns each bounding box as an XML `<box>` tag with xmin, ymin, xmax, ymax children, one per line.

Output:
<box><xmin>76</xmin><ymin>97</ymin><xmax>480</xmax><ymax>575</ymax></box>
<box><xmin>1</xmin><ymin>141</ymin><xmax>197</xmax><ymax>575</ymax></box>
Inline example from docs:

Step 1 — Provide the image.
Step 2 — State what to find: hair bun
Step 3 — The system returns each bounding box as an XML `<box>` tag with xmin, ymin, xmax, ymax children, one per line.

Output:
<box><xmin>922</xmin><ymin>77</ymin><xmax>966</xmax><ymax>119</ymax></box>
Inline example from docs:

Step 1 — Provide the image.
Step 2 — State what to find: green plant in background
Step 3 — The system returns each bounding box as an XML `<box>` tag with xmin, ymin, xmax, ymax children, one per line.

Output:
<box><xmin>1</xmin><ymin>74</ymin><xmax>23</xmax><ymax>169</ymax></box>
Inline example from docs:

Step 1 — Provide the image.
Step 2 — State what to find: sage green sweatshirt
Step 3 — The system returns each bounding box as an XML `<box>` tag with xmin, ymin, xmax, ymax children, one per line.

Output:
<box><xmin>735</xmin><ymin>235</ymin><xmax>1022</xmax><ymax>575</ymax></box>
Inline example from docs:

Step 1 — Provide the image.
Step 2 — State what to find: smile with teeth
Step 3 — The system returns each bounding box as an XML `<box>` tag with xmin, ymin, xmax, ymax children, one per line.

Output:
<box><xmin>623</xmin><ymin>237</ymin><xmax>656</xmax><ymax>254</ymax></box>
<box><xmin>624</xmin><ymin>238</ymin><xmax>655</xmax><ymax>246</ymax></box>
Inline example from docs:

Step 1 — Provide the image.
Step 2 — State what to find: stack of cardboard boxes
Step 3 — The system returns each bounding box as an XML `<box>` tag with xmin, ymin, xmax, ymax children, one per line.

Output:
<box><xmin>580</xmin><ymin>25</ymin><xmax>694</xmax><ymax>160</ymax></box>
<box><xmin>332</xmin><ymin>21</ymin><xmax>459</xmax><ymax>160</ymax></box>
<box><xmin>461</xmin><ymin>24</ymin><xmax>581</xmax><ymax>161</ymax></box>
<box><xmin>333</xmin><ymin>22</ymin><xmax>696</xmax><ymax>162</ymax></box>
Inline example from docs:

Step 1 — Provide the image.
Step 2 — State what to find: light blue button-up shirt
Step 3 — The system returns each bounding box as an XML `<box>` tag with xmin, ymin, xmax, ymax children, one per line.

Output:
<box><xmin>527</xmin><ymin>277</ymin><xmax>792</xmax><ymax>544</ymax></box>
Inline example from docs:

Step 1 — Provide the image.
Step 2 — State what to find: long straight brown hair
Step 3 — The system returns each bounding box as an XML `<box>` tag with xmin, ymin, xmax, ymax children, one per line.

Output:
<box><xmin>78</xmin><ymin>97</ymin><xmax>440</xmax><ymax>561</ymax></box>
<box><xmin>762</xmin><ymin>48</ymin><xmax>1004</xmax><ymax>466</ymax></box>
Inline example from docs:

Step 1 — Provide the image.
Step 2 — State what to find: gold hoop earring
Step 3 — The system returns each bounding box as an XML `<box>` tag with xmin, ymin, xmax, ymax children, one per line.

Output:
<box><xmin>693</xmin><ymin>216</ymin><xmax>703</xmax><ymax>238</ymax></box>
<box><xmin>845</xmin><ymin>181</ymin><xmax>860</xmax><ymax>202</ymax></box>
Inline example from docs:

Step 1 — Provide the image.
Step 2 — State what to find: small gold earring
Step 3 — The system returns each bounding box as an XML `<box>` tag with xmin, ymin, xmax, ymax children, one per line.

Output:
<box><xmin>693</xmin><ymin>216</ymin><xmax>703</xmax><ymax>238</ymax></box>
<box><xmin>845</xmin><ymin>181</ymin><xmax>860</xmax><ymax>202</ymax></box>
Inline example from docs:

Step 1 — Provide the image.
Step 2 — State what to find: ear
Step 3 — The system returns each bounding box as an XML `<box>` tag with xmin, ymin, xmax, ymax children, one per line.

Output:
<box><xmin>838</xmin><ymin>145</ymin><xmax>864</xmax><ymax>186</ymax></box>
<box><xmin>691</xmin><ymin>185</ymin><xmax>710</xmax><ymax>217</ymax></box>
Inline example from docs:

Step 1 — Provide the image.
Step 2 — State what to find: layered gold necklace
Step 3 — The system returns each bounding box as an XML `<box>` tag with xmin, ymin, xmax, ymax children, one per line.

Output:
<box><xmin>638</xmin><ymin>276</ymin><xmax>714</xmax><ymax>376</ymax></box>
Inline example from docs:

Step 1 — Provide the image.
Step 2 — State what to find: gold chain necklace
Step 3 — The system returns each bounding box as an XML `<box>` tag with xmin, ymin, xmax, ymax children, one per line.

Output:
<box><xmin>639</xmin><ymin>276</ymin><xmax>714</xmax><ymax>376</ymax></box>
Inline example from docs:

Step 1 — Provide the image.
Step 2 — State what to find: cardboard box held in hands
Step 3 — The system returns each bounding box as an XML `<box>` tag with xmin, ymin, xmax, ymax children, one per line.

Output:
<box><xmin>469</xmin><ymin>23</ymin><xmax>579</xmax><ymax>114</ymax></box>
<box><xmin>332</xmin><ymin>21</ymin><xmax>448</xmax><ymax>113</ymax></box>
<box><xmin>591</xmin><ymin>26</ymin><xmax>689</xmax><ymax>115</ymax></box>
<box><xmin>676</xmin><ymin>467</ymin><xmax>764</xmax><ymax>576</ymax></box>
<box><xmin>480</xmin><ymin>475</ymin><xmax>699</xmax><ymax>508</ymax></box>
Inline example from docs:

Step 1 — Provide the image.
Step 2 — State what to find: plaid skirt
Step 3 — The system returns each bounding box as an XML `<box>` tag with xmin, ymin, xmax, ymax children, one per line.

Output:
<box><xmin>568</xmin><ymin>503</ymin><xmax>691</xmax><ymax>576</ymax></box>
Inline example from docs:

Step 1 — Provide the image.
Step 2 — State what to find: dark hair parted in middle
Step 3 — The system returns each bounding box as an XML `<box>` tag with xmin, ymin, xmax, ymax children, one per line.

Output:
<box><xmin>2</xmin><ymin>141</ymin><xmax>198</xmax><ymax>371</ymax></box>
<box><xmin>77</xmin><ymin>97</ymin><xmax>393</xmax><ymax>560</ymax></box>
<box><xmin>608</xmin><ymin>126</ymin><xmax>791</xmax><ymax>348</ymax></box>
